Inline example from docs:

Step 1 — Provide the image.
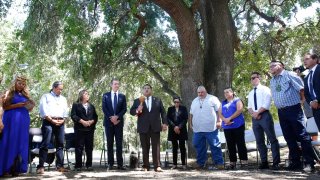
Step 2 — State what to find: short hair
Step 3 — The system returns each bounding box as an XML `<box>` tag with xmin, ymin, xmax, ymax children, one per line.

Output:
<box><xmin>270</xmin><ymin>60</ymin><xmax>284</xmax><ymax>66</ymax></box>
<box><xmin>251</xmin><ymin>72</ymin><xmax>261</xmax><ymax>77</ymax></box>
<box><xmin>197</xmin><ymin>85</ymin><xmax>206</xmax><ymax>92</ymax></box>
<box><xmin>110</xmin><ymin>78</ymin><xmax>120</xmax><ymax>85</ymax></box>
<box><xmin>143</xmin><ymin>83</ymin><xmax>152</xmax><ymax>89</ymax></box>
<box><xmin>311</xmin><ymin>54</ymin><xmax>319</xmax><ymax>60</ymax></box>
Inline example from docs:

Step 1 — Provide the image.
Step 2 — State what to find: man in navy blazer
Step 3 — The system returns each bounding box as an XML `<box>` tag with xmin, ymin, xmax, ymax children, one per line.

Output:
<box><xmin>102</xmin><ymin>78</ymin><xmax>127</xmax><ymax>170</ymax></box>
<box><xmin>304</xmin><ymin>53</ymin><xmax>320</xmax><ymax>131</ymax></box>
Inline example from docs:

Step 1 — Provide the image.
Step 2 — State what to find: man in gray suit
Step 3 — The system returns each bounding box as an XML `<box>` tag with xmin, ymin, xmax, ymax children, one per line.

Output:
<box><xmin>130</xmin><ymin>84</ymin><xmax>168</xmax><ymax>172</ymax></box>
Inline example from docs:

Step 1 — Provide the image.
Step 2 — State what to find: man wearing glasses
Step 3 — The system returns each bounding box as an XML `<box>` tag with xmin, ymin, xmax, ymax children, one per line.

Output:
<box><xmin>248</xmin><ymin>72</ymin><xmax>280</xmax><ymax>170</ymax></box>
<box><xmin>269</xmin><ymin>60</ymin><xmax>316</xmax><ymax>172</ymax></box>
<box><xmin>189</xmin><ymin>86</ymin><xmax>224</xmax><ymax>170</ymax></box>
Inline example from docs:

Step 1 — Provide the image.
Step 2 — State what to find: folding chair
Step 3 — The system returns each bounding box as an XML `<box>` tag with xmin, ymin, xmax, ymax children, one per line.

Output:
<box><xmin>29</xmin><ymin>128</ymin><xmax>56</xmax><ymax>172</ymax></box>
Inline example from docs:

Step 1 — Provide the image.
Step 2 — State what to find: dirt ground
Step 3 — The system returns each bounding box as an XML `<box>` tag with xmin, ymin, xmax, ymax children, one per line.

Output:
<box><xmin>4</xmin><ymin>150</ymin><xmax>320</xmax><ymax>179</ymax></box>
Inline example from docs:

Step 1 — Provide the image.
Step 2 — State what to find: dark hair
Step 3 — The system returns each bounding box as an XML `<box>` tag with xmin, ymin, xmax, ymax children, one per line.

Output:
<box><xmin>110</xmin><ymin>78</ymin><xmax>120</xmax><ymax>85</ymax></box>
<box><xmin>270</xmin><ymin>60</ymin><xmax>284</xmax><ymax>66</ymax></box>
<box><xmin>173</xmin><ymin>96</ymin><xmax>181</xmax><ymax>102</ymax></box>
<box><xmin>77</xmin><ymin>89</ymin><xmax>88</xmax><ymax>103</ymax></box>
<box><xmin>311</xmin><ymin>54</ymin><xmax>319</xmax><ymax>60</ymax></box>
<box><xmin>143</xmin><ymin>83</ymin><xmax>152</xmax><ymax>89</ymax></box>
<box><xmin>251</xmin><ymin>72</ymin><xmax>261</xmax><ymax>76</ymax></box>
<box><xmin>50</xmin><ymin>81</ymin><xmax>63</xmax><ymax>92</ymax></box>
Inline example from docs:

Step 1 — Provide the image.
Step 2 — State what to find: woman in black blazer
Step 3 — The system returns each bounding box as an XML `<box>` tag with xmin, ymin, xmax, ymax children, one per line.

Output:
<box><xmin>71</xmin><ymin>90</ymin><xmax>98</xmax><ymax>171</ymax></box>
<box><xmin>167</xmin><ymin>96</ymin><xmax>188</xmax><ymax>169</ymax></box>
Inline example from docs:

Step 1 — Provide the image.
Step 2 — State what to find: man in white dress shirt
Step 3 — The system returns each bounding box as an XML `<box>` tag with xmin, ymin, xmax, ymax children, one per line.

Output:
<box><xmin>248</xmin><ymin>72</ymin><xmax>280</xmax><ymax>170</ymax></box>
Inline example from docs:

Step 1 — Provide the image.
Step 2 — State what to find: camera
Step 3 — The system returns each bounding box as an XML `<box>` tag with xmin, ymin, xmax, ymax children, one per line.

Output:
<box><xmin>292</xmin><ymin>65</ymin><xmax>305</xmax><ymax>72</ymax></box>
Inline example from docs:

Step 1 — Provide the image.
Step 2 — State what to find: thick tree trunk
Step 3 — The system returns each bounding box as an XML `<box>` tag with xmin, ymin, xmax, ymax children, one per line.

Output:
<box><xmin>151</xmin><ymin>0</ymin><xmax>203</xmax><ymax>158</ymax></box>
<box><xmin>200</xmin><ymin>0</ymin><xmax>236</xmax><ymax>99</ymax></box>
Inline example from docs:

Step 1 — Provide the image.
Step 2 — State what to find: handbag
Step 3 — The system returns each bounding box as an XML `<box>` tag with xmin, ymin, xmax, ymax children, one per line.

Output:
<box><xmin>306</xmin><ymin>117</ymin><xmax>319</xmax><ymax>133</ymax></box>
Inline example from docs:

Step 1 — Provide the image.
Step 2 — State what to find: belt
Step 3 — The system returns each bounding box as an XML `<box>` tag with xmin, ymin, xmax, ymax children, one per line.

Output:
<box><xmin>278</xmin><ymin>103</ymin><xmax>300</xmax><ymax>110</ymax></box>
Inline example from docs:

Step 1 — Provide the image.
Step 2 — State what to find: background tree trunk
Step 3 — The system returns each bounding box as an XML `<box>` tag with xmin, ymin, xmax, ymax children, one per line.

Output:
<box><xmin>200</xmin><ymin>0</ymin><xmax>236</xmax><ymax>99</ymax></box>
<box><xmin>151</xmin><ymin>0</ymin><xmax>203</xmax><ymax>158</ymax></box>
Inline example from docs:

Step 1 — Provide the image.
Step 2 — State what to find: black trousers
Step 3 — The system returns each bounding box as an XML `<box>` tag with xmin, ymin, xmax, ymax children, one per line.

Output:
<box><xmin>224</xmin><ymin>125</ymin><xmax>248</xmax><ymax>162</ymax></box>
<box><xmin>106</xmin><ymin>125</ymin><xmax>123</xmax><ymax>167</ymax></box>
<box><xmin>140</xmin><ymin>131</ymin><xmax>160</xmax><ymax>170</ymax></box>
<box><xmin>171</xmin><ymin>140</ymin><xmax>186</xmax><ymax>165</ymax></box>
<box><xmin>74</xmin><ymin>130</ymin><xmax>94</xmax><ymax>168</ymax></box>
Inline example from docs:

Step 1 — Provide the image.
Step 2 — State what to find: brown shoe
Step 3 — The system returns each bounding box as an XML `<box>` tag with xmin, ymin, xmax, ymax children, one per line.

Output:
<box><xmin>36</xmin><ymin>167</ymin><xmax>45</xmax><ymax>174</ymax></box>
<box><xmin>155</xmin><ymin>167</ymin><xmax>163</xmax><ymax>172</ymax></box>
<box><xmin>57</xmin><ymin>167</ymin><xmax>69</xmax><ymax>173</ymax></box>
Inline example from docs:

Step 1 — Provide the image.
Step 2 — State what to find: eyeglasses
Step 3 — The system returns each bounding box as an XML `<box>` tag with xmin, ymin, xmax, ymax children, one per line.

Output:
<box><xmin>250</xmin><ymin>77</ymin><xmax>258</xmax><ymax>80</ymax></box>
<box><xmin>174</xmin><ymin>101</ymin><xmax>180</xmax><ymax>104</ymax></box>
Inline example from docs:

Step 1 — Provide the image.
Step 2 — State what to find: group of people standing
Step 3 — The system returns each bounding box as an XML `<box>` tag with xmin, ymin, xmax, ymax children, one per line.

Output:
<box><xmin>0</xmin><ymin>52</ymin><xmax>319</xmax><ymax>176</ymax></box>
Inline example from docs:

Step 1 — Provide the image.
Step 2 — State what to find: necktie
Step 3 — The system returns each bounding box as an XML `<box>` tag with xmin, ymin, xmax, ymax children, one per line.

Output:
<box><xmin>254</xmin><ymin>87</ymin><xmax>257</xmax><ymax>110</ymax></box>
<box><xmin>146</xmin><ymin>97</ymin><xmax>150</xmax><ymax>112</ymax></box>
<box><xmin>113</xmin><ymin>93</ymin><xmax>117</xmax><ymax>114</ymax></box>
<box><xmin>309</xmin><ymin>70</ymin><xmax>315</xmax><ymax>100</ymax></box>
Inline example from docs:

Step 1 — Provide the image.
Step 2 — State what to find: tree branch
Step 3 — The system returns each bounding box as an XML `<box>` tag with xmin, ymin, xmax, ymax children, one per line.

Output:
<box><xmin>233</xmin><ymin>0</ymin><xmax>249</xmax><ymax>19</ymax></box>
<box><xmin>268</xmin><ymin>0</ymin><xmax>285</xmax><ymax>6</ymax></box>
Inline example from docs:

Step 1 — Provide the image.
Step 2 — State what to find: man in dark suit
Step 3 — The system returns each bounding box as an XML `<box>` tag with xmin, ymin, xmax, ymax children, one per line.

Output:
<box><xmin>130</xmin><ymin>84</ymin><xmax>168</xmax><ymax>172</ymax></box>
<box><xmin>304</xmin><ymin>53</ymin><xmax>320</xmax><ymax>131</ymax></box>
<box><xmin>102</xmin><ymin>78</ymin><xmax>127</xmax><ymax>170</ymax></box>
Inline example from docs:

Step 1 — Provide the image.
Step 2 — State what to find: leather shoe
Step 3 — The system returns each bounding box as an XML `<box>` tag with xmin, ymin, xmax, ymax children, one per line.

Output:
<box><xmin>141</xmin><ymin>167</ymin><xmax>149</xmax><ymax>172</ymax></box>
<box><xmin>271</xmin><ymin>164</ymin><xmax>280</xmax><ymax>170</ymax></box>
<box><xmin>107</xmin><ymin>166</ymin><xmax>114</xmax><ymax>170</ymax></box>
<box><xmin>258</xmin><ymin>162</ymin><xmax>269</xmax><ymax>169</ymax></box>
<box><xmin>56</xmin><ymin>167</ymin><xmax>69</xmax><ymax>173</ymax></box>
<box><xmin>36</xmin><ymin>167</ymin><xmax>45</xmax><ymax>174</ymax></box>
<box><xmin>286</xmin><ymin>162</ymin><xmax>302</xmax><ymax>171</ymax></box>
<box><xmin>155</xmin><ymin>167</ymin><xmax>163</xmax><ymax>172</ymax></box>
<box><xmin>303</xmin><ymin>164</ymin><xmax>315</xmax><ymax>173</ymax></box>
<box><xmin>118</xmin><ymin>166</ymin><xmax>127</xmax><ymax>170</ymax></box>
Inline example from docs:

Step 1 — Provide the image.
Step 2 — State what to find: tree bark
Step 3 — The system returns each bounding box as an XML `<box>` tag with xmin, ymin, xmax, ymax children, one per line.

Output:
<box><xmin>150</xmin><ymin>0</ymin><xmax>203</xmax><ymax>158</ymax></box>
<box><xmin>200</xmin><ymin>0</ymin><xmax>236</xmax><ymax>99</ymax></box>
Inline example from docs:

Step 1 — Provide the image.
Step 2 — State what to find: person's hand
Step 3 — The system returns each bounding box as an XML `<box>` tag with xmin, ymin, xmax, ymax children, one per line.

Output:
<box><xmin>252</xmin><ymin>112</ymin><xmax>261</xmax><ymax>120</ymax></box>
<box><xmin>310</xmin><ymin>101</ymin><xmax>319</xmax><ymax>109</ymax></box>
<box><xmin>223</xmin><ymin>117</ymin><xmax>233</xmax><ymax>125</ymax></box>
<box><xmin>137</xmin><ymin>105</ymin><xmax>143</xmax><ymax>114</ymax></box>
<box><xmin>52</xmin><ymin>119</ymin><xmax>64</xmax><ymax>126</ymax></box>
<box><xmin>110</xmin><ymin>116</ymin><xmax>119</xmax><ymax>125</ymax></box>
<box><xmin>216</xmin><ymin>121</ymin><xmax>222</xmax><ymax>129</ymax></box>
<box><xmin>0</xmin><ymin>120</ymin><xmax>4</xmax><ymax>133</ymax></box>
<box><xmin>162</xmin><ymin>124</ymin><xmax>168</xmax><ymax>131</ymax></box>
<box><xmin>174</xmin><ymin>126</ymin><xmax>180</xmax><ymax>134</ymax></box>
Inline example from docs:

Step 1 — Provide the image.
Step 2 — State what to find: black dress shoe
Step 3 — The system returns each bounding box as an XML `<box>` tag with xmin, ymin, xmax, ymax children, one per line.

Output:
<box><xmin>286</xmin><ymin>163</ymin><xmax>302</xmax><ymax>171</ymax></box>
<box><xmin>258</xmin><ymin>162</ymin><xmax>269</xmax><ymax>169</ymax></box>
<box><xmin>118</xmin><ymin>166</ymin><xmax>127</xmax><ymax>170</ymax></box>
<box><xmin>271</xmin><ymin>164</ymin><xmax>280</xmax><ymax>170</ymax></box>
<box><xmin>107</xmin><ymin>166</ymin><xmax>114</xmax><ymax>170</ymax></box>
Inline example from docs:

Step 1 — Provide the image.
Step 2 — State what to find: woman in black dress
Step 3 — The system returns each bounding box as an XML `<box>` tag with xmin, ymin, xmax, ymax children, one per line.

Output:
<box><xmin>71</xmin><ymin>90</ymin><xmax>98</xmax><ymax>171</ymax></box>
<box><xmin>167</xmin><ymin>96</ymin><xmax>188</xmax><ymax>169</ymax></box>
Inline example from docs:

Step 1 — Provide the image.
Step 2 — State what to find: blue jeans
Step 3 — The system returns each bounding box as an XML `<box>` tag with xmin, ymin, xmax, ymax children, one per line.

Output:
<box><xmin>38</xmin><ymin>120</ymin><xmax>65</xmax><ymax>168</ymax></box>
<box><xmin>193</xmin><ymin>129</ymin><xmax>224</xmax><ymax>166</ymax></box>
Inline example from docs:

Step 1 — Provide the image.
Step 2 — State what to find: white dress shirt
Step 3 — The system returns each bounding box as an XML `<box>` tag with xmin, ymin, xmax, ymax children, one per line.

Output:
<box><xmin>190</xmin><ymin>94</ymin><xmax>220</xmax><ymax>132</ymax></box>
<box><xmin>145</xmin><ymin>96</ymin><xmax>152</xmax><ymax>112</ymax></box>
<box><xmin>247</xmin><ymin>84</ymin><xmax>272</xmax><ymax>112</ymax></box>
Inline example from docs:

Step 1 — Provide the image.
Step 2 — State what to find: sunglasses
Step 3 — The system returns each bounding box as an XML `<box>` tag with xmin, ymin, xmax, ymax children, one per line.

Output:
<box><xmin>250</xmin><ymin>77</ymin><xmax>258</xmax><ymax>80</ymax></box>
<box><xmin>174</xmin><ymin>101</ymin><xmax>180</xmax><ymax>104</ymax></box>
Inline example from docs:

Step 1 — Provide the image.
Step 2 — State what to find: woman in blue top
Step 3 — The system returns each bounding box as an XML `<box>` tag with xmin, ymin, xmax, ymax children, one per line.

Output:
<box><xmin>218</xmin><ymin>87</ymin><xmax>248</xmax><ymax>169</ymax></box>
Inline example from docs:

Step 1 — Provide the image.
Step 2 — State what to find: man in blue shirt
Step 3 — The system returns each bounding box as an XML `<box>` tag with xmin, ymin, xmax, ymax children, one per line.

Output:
<box><xmin>269</xmin><ymin>60</ymin><xmax>316</xmax><ymax>172</ymax></box>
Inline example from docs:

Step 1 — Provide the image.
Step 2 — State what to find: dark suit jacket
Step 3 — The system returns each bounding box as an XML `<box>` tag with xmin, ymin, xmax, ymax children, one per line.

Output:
<box><xmin>102</xmin><ymin>92</ymin><xmax>127</xmax><ymax>127</ymax></box>
<box><xmin>71</xmin><ymin>102</ymin><xmax>98</xmax><ymax>131</ymax></box>
<box><xmin>304</xmin><ymin>65</ymin><xmax>320</xmax><ymax>104</ymax></box>
<box><xmin>130</xmin><ymin>96</ymin><xmax>167</xmax><ymax>133</ymax></box>
<box><xmin>167</xmin><ymin>106</ymin><xmax>188</xmax><ymax>141</ymax></box>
